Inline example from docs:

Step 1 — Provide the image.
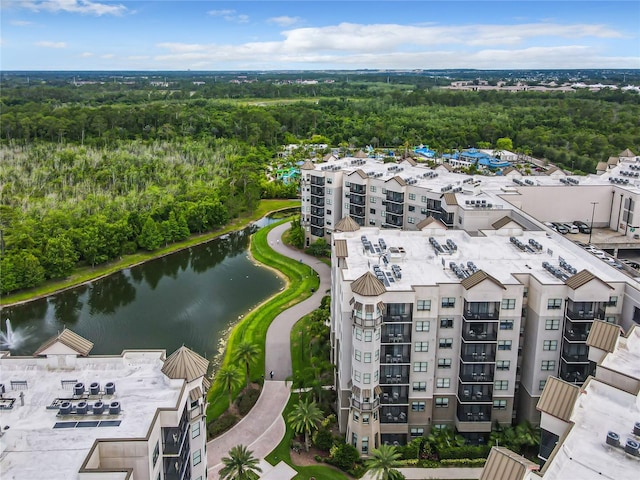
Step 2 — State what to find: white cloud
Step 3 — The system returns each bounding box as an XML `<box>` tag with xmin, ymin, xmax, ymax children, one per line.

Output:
<box><xmin>207</xmin><ymin>8</ymin><xmax>248</xmax><ymax>23</ymax></box>
<box><xmin>10</xmin><ymin>20</ymin><xmax>33</xmax><ymax>26</ymax></box>
<box><xmin>35</xmin><ymin>40</ymin><xmax>66</xmax><ymax>48</ymax></box>
<box><xmin>127</xmin><ymin>55</ymin><xmax>150</xmax><ymax>60</ymax></box>
<box><xmin>21</xmin><ymin>0</ymin><xmax>127</xmax><ymax>16</ymax></box>
<box><xmin>101</xmin><ymin>53</ymin><xmax>115</xmax><ymax>58</ymax></box>
<box><xmin>79</xmin><ymin>51</ymin><xmax>93</xmax><ymax>57</ymax></box>
<box><xmin>267</xmin><ymin>16</ymin><xmax>301</xmax><ymax>27</ymax></box>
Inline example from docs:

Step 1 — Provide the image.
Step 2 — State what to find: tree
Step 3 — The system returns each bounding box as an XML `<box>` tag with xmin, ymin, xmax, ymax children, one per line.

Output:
<box><xmin>288</xmin><ymin>217</ymin><xmax>305</xmax><ymax>249</ymax></box>
<box><xmin>287</xmin><ymin>399</ymin><xmax>324</xmax><ymax>451</ymax></box>
<box><xmin>234</xmin><ymin>341</ymin><xmax>260</xmax><ymax>388</ymax></box>
<box><xmin>41</xmin><ymin>234</ymin><xmax>79</xmax><ymax>279</ymax></box>
<box><xmin>217</xmin><ymin>365</ymin><xmax>243</xmax><ymax>407</ymax></box>
<box><xmin>138</xmin><ymin>216</ymin><xmax>163</xmax><ymax>251</ymax></box>
<box><xmin>219</xmin><ymin>444</ymin><xmax>262</xmax><ymax>480</ymax></box>
<box><xmin>365</xmin><ymin>444</ymin><xmax>405</xmax><ymax>480</ymax></box>
<box><xmin>496</xmin><ymin>137</ymin><xmax>514</xmax><ymax>152</ymax></box>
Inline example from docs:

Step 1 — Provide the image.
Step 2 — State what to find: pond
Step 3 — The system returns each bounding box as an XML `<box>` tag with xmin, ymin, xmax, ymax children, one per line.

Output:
<box><xmin>0</xmin><ymin>220</ymin><xmax>284</xmax><ymax>359</ymax></box>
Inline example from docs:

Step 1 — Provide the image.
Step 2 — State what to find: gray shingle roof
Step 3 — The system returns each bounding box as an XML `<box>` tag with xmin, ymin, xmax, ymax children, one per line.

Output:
<box><xmin>161</xmin><ymin>346</ymin><xmax>209</xmax><ymax>382</ymax></box>
<box><xmin>351</xmin><ymin>271</ymin><xmax>386</xmax><ymax>296</ymax></box>
<box><xmin>34</xmin><ymin>328</ymin><xmax>94</xmax><ymax>357</ymax></box>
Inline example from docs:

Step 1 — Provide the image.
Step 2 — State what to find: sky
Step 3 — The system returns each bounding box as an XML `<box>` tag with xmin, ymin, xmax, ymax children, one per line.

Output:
<box><xmin>1</xmin><ymin>0</ymin><xmax>639</xmax><ymax>71</ymax></box>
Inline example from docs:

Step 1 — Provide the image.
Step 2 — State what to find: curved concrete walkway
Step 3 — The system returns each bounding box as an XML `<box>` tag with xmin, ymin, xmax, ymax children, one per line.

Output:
<box><xmin>207</xmin><ymin>223</ymin><xmax>331</xmax><ymax>479</ymax></box>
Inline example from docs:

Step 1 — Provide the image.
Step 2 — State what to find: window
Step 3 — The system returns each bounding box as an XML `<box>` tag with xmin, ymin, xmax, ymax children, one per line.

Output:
<box><xmin>547</xmin><ymin>299</ymin><xmax>562</xmax><ymax>310</ymax></box>
<box><xmin>408</xmin><ymin>217</ymin><xmax>415</xmax><ymax>224</ymax></box>
<box><xmin>435</xmin><ymin>397</ymin><xmax>449</xmax><ymax>407</ymax></box>
<box><xmin>353</xmin><ymin>411</ymin><xmax>360</xmax><ymax>422</ymax></box>
<box><xmin>362</xmin><ymin>436</ymin><xmax>369</xmax><ymax>454</ymax></box>
<box><xmin>354</xmin><ymin>350</ymin><xmax>362</xmax><ymax>362</ymax></box>
<box><xmin>498</xmin><ymin>340</ymin><xmax>512</xmax><ymax>350</ymax></box>
<box><xmin>326</xmin><ymin>188</ymin><xmax>333</xmax><ymax>195</ymax></box>
<box><xmin>345</xmin><ymin>181</ymin><xmax>351</xmax><ymax>187</ymax></box>
<box><xmin>375</xmin><ymin>349</ymin><xmax>380</xmax><ymax>361</ymax></box>
<box><xmin>374</xmin><ymin>371</ymin><xmax>379</xmax><ymax>382</ymax></box>
<box><xmin>416</xmin><ymin>321</ymin><xmax>430</xmax><ymax>332</ymax></box>
<box><xmin>370</xmin><ymin>186</ymin><xmax>376</xmax><ymax>192</ymax></box>
<box><xmin>414</xmin><ymin>342</ymin><xmax>429</xmax><ymax>352</ymax></box>
<box><xmin>355</xmin><ymin>328</ymin><xmax>362</xmax><ymax>340</ymax></box>
<box><xmin>436</xmin><ymin>378</ymin><xmax>450</xmax><ymax>388</ymax></box>
<box><xmin>501</xmin><ymin>299</ymin><xmax>516</xmax><ymax>310</ymax></box>
<box><xmin>441</xmin><ymin>297</ymin><xmax>455</xmax><ymax>308</ymax></box>
<box><xmin>369</xmin><ymin>219</ymin><xmax>376</xmax><ymax>226</ymax></box>
<box><xmin>500</xmin><ymin>320</ymin><xmax>514</xmax><ymax>330</ymax></box>
<box><xmin>370</xmin><ymin>197</ymin><xmax>377</xmax><ymax>204</ymax></box>
<box><xmin>432</xmin><ymin>424</ymin><xmax>447</xmax><ymax>431</ymax></box>
<box><xmin>439</xmin><ymin>338</ymin><xmax>453</xmax><ymax>349</ymax></box>
<box><xmin>153</xmin><ymin>441</ymin><xmax>159</xmax><ymax>466</ymax></box>
<box><xmin>608</xmin><ymin>296</ymin><xmax>618</xmax><ymax>307</ymax></box>
<box><xmin>495</xmin><ymin>380</ymin><xmax>509</xmax><ymax>390</ymax></box>
<box><xmin>408</xmin><ymin>205</ymin><xmax>415</xmax><ymax>212</ymax></box>
<box><xmin>191</xmin><ymin>421</ymin><xmax>201</xmax><ymax>438</ymax></box>
<box><xmin>541</xmin><ymin>360</ymin><xmax>556</xmax><ymax>371</ymax></box>
<box><xmin>606</xmin><ymin>316</ymin><xmax>616</xmax><ymax>324</ymax></box>
<box><xmin>409</xmin><ymin>193</ymin><xmax>416</xmax><ymax>200</ymax></box>
<box><xmin>363</xmin><ymin>373</ymin><xmax>371</xmax><ymax>384</ymax></box>
<box><xmin>440</xmin><ymin>318</ymin><xmax>453</xmax><ymax>328</ymax></box>
<box><xmin>545</xmin><ymin>319</ymin><xmax>560</xmax><ymax>330</ymax></box>
<box><xmin>411</xmin><ymin>401</ymin><xmax>426</xmax><ymax>412</ymax></box>
<box><xmin>496</xmin><ymin>360</ymin><xmax>511</xmax><ymax>371</ymax></box>
<box><xmin>352</xmin><ymin>432</ymin><xmax>358</xmax><ymax>447</ymax></box>
<box><xmin>354</xmin><ymin>370</ymin><xmax>361</xmax><ymax>382</ymax></box>
<box><xmin>365</xmin><ymin>330</ymin><xmax>373</xmax><ymax>342</ymax></box>
<box><xmin>364</xmin><ymin>352</ymin><xmax>372</xmax><ymax>363</ymax></box>
<box><xmin>493</xmin><ymin>400</ymin><xmax>507</xmax><ymax>410</ymax></box>
<box><xmin>370</xmin><ymin>208</ymin><xmax>376</xmax><ymax>215</ymax></box>
<box><xmin>414</xmin><ymin>362</ymin><xmax>428</xmax><ymax>372</ymax></box>
<box><xmin>411</xmin><ymin>427</ymin><xmax>425</xmax><ymax>437</ymax></box>
<box><xmin>326</xmin><ymin>198</ymin><xmax>332</xmax><ymax>205</ymax></box>
<box><xmin>362</xmin><ymin>413</ymin><xmax>370</xmax><ymax>424</ymax></box>
<box><xmin>412</xmin><ymin>382</ymin><xmax>427</xmax><ymax>391</ymax></box>
<box><xmin>543</xmin><ymin>340</ymin><xmax>558</xmax><ymax>351</ymax></box>
<box><xmin>539</xmin><ymin>379</ymin><xmax>547</xmax><ymax>391</ymax></box>
<box><xmin>438</xmin><ymin>358</ymin><xmax>452</xmax><ymax>369</ymax></box>
<box><xmin>417</xmin><ymin>300</ymin><xmax>431</xmax><ymax>311</ymax></box>
<box><xmin>193</xmin><ymin>449</ymin><xmax>202</xmax><ymax>466</ymax></box>
<box><xmin>382</xmin><ymin>188</ymin><xmax>387</xmax><ymax>194</ymax></box>
<box><xmin>376</xmin><ymin>328</ymin><xmax>381</xmax><ymax>340</ymax></box>
<box><xmin>421</xmin><ymin>195</ymin><xmax>427</xmax><ymax>203</ymax></box>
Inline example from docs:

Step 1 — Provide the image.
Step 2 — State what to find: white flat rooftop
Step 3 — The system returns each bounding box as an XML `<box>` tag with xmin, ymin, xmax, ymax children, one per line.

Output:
<box><xmin>0</xmin><ymin>351</ymin><xmax>181</xmax><ymax>480</ymax></box>
<box><xmin>533</xmin><ymin>378</ymin><xmax>640</xmax><ymax>480</ymax></box>
<box><xmin>336</xmin><ymin>227</ymin><xmax>630</xmax><ymax>289</ymax></box>
<box><xmin>600</xmin><ymin>326</ymin><xmax>640</xmax><ymax>381</ymax></box>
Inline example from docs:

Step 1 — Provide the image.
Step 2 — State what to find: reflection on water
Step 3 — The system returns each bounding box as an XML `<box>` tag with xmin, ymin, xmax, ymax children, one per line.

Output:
<box><xmin>1</xmin><ymin>220</ymin><xmax>283</xmax><ymax>359</ymax></box>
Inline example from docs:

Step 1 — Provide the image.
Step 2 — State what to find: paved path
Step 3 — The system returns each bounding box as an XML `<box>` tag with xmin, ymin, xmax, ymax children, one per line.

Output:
<box><xmin>361</xmin><ymin>467</ymin><xmax>483</xmax><ymax>480</ymax></box>
<box><xmin>207</xmin><ymin>222</ymin><xmax>331</xmax><ymax>479</ymax></box>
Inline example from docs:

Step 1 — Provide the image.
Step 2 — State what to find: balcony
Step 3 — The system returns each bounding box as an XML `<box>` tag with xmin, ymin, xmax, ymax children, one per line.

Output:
<box><xmin>380</xmin><ymin>373</ymin><xmax>409</xmax><ymax>385</ymax></box>
<box><xmin>382</xmin><ymin>333</ymin><xmax>409</xmax><ymax>344</ymax></box>
<box><xmin>352</xmin><ymin>313</ymin><xmax>382</xmax><ymax>328</ymax></box>
<box><xmin>310</xmin><ymin>186</ymin><xmax>325</xmax><ymax>196</ymax></box>
<box><xmin>384</xmin><ymin>314</ymin><xmax>412</xmax><ymax>323</ymax></box>
<box><xmin>461</xmin><ymin>327</ymin><xmax>497</xmax><ymax>342</ymax></box>
<box><xmin>310</xmin><ymin>217</ymin><xmax>324</xmax><ymax>227</ymax></box>
<box><xmin>463</xmin><ymin>301</ymin><xmax>500</xmax><ymax>320</ymax></box>
<box><xmin>386</xmin><ymin>202</ymin><xmax>404</xmax><ymax>214</ymax></box>
<box><xmin>565</xmin><ymin>309</ymin><xmax>596</xmax><ymax>321</ymax></box>
<box><xmin>382</xmin><ymin>353</ymin><xmax>410</xmax><ymax>364</ymax></box>
<box><xmin>351</xmin><ymin>397</ymin><xmax>380</xmax><ymax>410</ymax></box>
<box><xmin>310</xmin><ymin>226</ymin><xmax>324</xmax><ymax>237</ymax></box>
<box><xmin>386</xmin><ymin>192</ymin><xmax>405</xmax><ymax>204</ymax></box>
<box><xmin>384</xmin><ymin>214</ymin><xmax>404</xmax><ymax>227</ymax></box>
<box><xmin>310</xmin><ymin>197</ymin><xmax>325</xmax><ymax>207</ymax></box>
<box><xmin>561</xmin><ymin>346</ymin><xmax>589</xmax><ymax>363</ymax></box>
<box><xmin>563</xmin><ymin>325</ymin><xmax>589</xmax><ymax>342</ymax></box>
<box><xmin>350</xmin><ymin>194</ymin><xmax>366</xmax><ymax>206</ymax></box>
<box><xmin>350</xmin><ymin>205</ymin><xmax>366</xmax><ymax>217</ymax></box>
<box><xmin>458</xmin><ymin>384</ymin><xmax>493</xmax><ymax>403</ymax></box>
<box><xmin>310</xmin><ymin>206</ymin><xmax>324</xmax><ymax>217</ymax></box>
<box><xmin>459</xmin><ymin>369</ymin><xmax>493</xmax><ymax>383</ymax></box>
<box><xmin>456</xmin><ymin>405</ymin><xmax>492</xmax><ymax>432</ymax></box>
<box><xmin>559</xmin><ymin>361</ymin><xmax>590</xmax><ymax>383</ymax></box>
<box><xmin>380</xmin><ymin>387</ymin><xmax>408</xmax><ymax>405</ymax></box>
<box><xmin>310</xmin><ymin>176</ymin><xmax>325</xmax><ymax>186</ymax></box>
<box><xmin>460</xmin><ymin>349</ymin><xmax>496</xmax><ymax>363</ymax></box>
<box><xmin>381</xmin><ymin>406</ymin><xmax>408</xmax><ymax>424</ymax></box>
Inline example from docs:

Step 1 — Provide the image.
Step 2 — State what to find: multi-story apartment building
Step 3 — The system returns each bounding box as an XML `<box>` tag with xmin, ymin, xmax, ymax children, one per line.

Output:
<box><xmin>0</xmin><ymin>329</ymin><xmax>210</xmax><ymax>480</ymax></box>
<box><xmin>301</xmin><ymin>149</ymin><xmax>640</xmax><ymax>247</ymax></box>
<box><xmin>330</xmin><ymin>222</ymin><xmax>636</xmax><ymax>452</ymax></box>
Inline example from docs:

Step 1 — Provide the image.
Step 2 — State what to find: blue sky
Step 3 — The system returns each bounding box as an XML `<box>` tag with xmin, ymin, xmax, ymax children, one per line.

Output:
<box><xmin>1</xmin><ymin>1</ymin><xmax>638</xmax><ymax>70</ymax></box>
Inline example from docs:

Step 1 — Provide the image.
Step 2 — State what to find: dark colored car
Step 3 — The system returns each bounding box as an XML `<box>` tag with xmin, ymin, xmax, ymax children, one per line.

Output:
<box><xmin>552</xmin><ymin>222</ymin><xmax>569</xmax><ymax>234</ymax></box>
<box><xmin>573</xmin><ymin>220</ymin><xmax>591</xmax><ymax>234</ymax></box>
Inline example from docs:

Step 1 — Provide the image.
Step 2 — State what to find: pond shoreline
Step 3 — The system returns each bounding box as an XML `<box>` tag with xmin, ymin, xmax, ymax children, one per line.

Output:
<box><xmin>0</xmin><ymin>202</ymin><xmax>299</xmax><ymax>309</ymax></box>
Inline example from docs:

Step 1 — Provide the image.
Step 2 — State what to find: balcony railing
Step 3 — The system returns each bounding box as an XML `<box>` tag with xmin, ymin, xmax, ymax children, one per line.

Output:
<box><xmin>458</xmin><ymin>389</ymin><xmax>493</xmax><ymax>403</ymax></box>
<box><xmin>350</xmin><ymin>206</ymin><xmax>366</xmax><ymax>217</ymax></box>
<box><xmin>310</xmin><ymin>197</ymin><xmax>325</xmax><ymax>206</ymax></box>
<box><xmin>351</xmin><ymin>398</ymin><xmax>380</xmax><ymax>410</ymax></box>
<box><xmin>459</xmin><ymin>371</ymin><xmax>494</xmax><ymax>383</ymax></box>
<box><xmin>310</xmin><ymin>186</ymin><xmax>325</xmax><ymax>196</ymax></box>
<box><xmin>352</xmin><ymin>315</ymin><xmax>382</xmax><ymax>327</ymax></box>
<box><xmin>384</xmin><ymin>314</ymin><xmax>412</xmax><ymax>323</ymax></box>
<box><xmin>310</xmin><ymin>226</ymin><xmax>324</xmax><ymax>237</ymax></box>
<box><xmin>380</xmin><ymin>392</ymin><xmax>408</xmax><ymax>404</ymax></box>
<box><xmin>563</xmin><ymin>328</ymin><xmax>589</xmax><ymax>342</ymax></box>
<box><xmin>310</xmin><ymin>176</ymin><xmax>325</xmax><ymax>186</ymax></box>
<box><xmin>382</xmin><ymin>333</ymin><xmax>409</xmax><ymax>343</ymax></box>
<box><xmin>381</xmin><ymin>409</ymin><xmax>408</xmax><ymax>424</ymax></box>
<box><xmin>382</xmin><ymin>353</ymin><xmax>409</xmax><ymax>364</ymax></box>
<box><xmin>381</xmin><ymin>374</ymin><xmax>409</xmax><ymax>384</ymax></box>
<box><xmin>461</xmin><ymin>329</ymin><xmax>497</xmax><ymax>342</ymax></box>
<box><xmin>386</xmin><ymin>203</ymin><xmax>404</xmax><ymax>214</ymax></box>
<box><xmin>350</xmin><ymin>194</ymin><xmax>366</xmax><ymax>206</ymax></box>
<box><xmin>460</xmin><ymin>351</ymin><xmax>496</xmax><ymax>363</ymax></box>
<box><xmin>561</xmin><ymin>351</ymin><xmax>589</xmax><ymax>363</ymax></box>
<box><xmin>566</xmin><ymin>309</ymin><xmax>596</xmax><ymax>321</ymax></box>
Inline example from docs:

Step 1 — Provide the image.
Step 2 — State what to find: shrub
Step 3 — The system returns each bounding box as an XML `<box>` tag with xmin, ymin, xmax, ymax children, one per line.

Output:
<box><xmin>438</xmin><ymin>445</ymin><xmax>491</xmax><ymax>460</ymax></box>
<box><xmin>236</xmin><ymin>388</ymin><xmax>260</xmax><ymax>416</ymax></box>
<box><xmin>328</xmin><ymin>443</ymin><xmax>360</xmax><ymax>471</ymax></box>
<box><xmin>314</xmin><ymin>455</ymin><xmax>323</xmax><ymax>463</ymax></box>
<box><xmin>347</xmin><ymin>464</ymin><xmax>367</xmax><ymax>478</ymax></box>
<box><xmin>440</xmin><ymin>458</ymin><xmax>487</xmax><ymax>467</ymax></box>
<box><xmin>313</xmin><ymin>428</ymin><xmax>335</xmax><ymax>451</ymax></box>
<box><xmin>207</xmin><ymin>413</ymin><xmax>238</xmax><ymax>439</ymax></box>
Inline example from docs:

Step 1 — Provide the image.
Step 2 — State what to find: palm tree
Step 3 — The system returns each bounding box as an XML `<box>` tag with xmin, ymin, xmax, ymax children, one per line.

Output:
<box><xmin>234</xmin><ymin>341</ymin><xmax>260</xmax><ymax>388</ymax></box>
<box><xmin>219</xmin><ymin>444</ymin><xmax>262</xmax><ymax>480</ymax></box>
<box><xmin>287</xmin><ymin>399</ymin><xmax>324</xmax><ymax>451</ymax></box>
<box><xmin>217</xmin><ymin>365</ymin><xmax>242</xmax><ymax>407</ymax></box>
<box><xmin>365</xmin><ymin>444</ymin><xmax>405</xmax><ymax>480</ymax></box>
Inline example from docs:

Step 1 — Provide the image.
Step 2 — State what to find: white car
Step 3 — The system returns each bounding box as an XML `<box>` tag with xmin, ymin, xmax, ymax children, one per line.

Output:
<box><xmin>563</xmin><ymin>223</ymin><xmax>579</xmax><ymax>234</ymax></box>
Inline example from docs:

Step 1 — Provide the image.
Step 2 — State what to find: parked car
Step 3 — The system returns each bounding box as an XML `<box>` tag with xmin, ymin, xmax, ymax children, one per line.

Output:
<box><xmin>552</xmin><ymin>222</ymin><xmax>569</xmax><ymax>234</ymax></box>
<box><xmin>563</xmin><ymin>223</ymin><xmax>579</xmax><ymax>234</ymax></box>
<box><xmin>573</xmin><ymin>220</ymin><xmax>591</xmax><ymax>234</ymax></box>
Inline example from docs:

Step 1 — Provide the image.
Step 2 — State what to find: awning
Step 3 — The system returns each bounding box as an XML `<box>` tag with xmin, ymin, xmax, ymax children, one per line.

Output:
<box><xmin>353</xmin><ymin>302</ymin><xmax>363</xmax><ymax>311</ymax></box>
<box><xmin>189</xmin><ymin>387</ymin><xmax>203</xmax><ymax>402</ymax></box>
<box><xmin>365</xmin><ymin>304</ymin><xmax>374</xmax><ymax>313</ymax></box>
<box><xmin>377</xmin><ymin>301</ymin><xmax>385</xmax><ymax>313</ymax></box>
<box><xmin>349</xmin><ymin>297</ymin><xmax>355</xmax><ymax>305</ymax></box>
<box><xmin>362</xmin><ymin>389</ymin><xmax>371</xmax><ymax>398</ymax></box>
<box><xmin>352</xmin><ymin>385</ymin><xmax>361</xmax><ymax>396</ymax></box>
<box><xmin>374</xmin><ymin>385</ymin><xmax>383</xmax><ymax>395</ymax></box>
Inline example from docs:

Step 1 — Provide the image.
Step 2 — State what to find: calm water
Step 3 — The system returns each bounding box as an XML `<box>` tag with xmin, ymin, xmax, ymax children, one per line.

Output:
<box><xmin>0</xmin><ymin>221</ymin><xmax>284</xmax><ymax>359</ymax></box>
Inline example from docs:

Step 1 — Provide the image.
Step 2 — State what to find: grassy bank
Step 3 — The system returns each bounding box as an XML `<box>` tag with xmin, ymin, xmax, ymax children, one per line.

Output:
<box><xmin>206</xmin><ymin>218</ymin><xmax>319</xmax><ymax>420</ymax></box>
<box><xmin>0</xmin><ymin>199</ymin><xmax>300</xmax><ymax>307</ymax></box>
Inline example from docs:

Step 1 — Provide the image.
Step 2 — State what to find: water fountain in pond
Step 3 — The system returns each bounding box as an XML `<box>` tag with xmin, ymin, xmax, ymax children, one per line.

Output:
<box><xmin>0</xmin><ymin>319</ymin><xmax>28</xmax><ymax>350</ymax></box>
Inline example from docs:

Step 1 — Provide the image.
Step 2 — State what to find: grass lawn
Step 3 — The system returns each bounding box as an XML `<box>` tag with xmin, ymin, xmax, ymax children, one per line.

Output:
<box><xmin>1</xmin><ymin>199</ymin><xmax>300</xmax><ymax>307</ymax></box>
<box><xmin>206</xmin><ymin>217</ymin><xmax>319</xmax><ymax>421</ymax></box>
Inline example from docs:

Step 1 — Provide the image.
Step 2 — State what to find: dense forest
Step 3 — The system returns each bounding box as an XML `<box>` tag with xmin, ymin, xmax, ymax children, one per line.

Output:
<box><xmin>1</xmin><ymin>74</ymin><xmax>639</xmax><ymax>294</ymax></box>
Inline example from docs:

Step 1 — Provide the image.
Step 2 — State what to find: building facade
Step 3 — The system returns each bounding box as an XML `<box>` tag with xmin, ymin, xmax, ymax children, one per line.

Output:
<box><xmin>330</xmin><ymin>224</ymin><xmax>635</xmax><ymax>452</ymax></box>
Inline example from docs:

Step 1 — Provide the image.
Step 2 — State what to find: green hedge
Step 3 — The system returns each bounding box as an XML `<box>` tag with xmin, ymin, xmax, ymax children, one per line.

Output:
<box><xmin>438</xmin><ymin>445</ymin><xmax>491</xmax><ymax>460</ymax></box>
<box><xmin>440</xmin><ymin>458</ymin><xmax>487</xmax><ymax>467</ymax></box>
<box><xmin>206</xmin><ymin>218</ymin><xmax>320</xmax><ymax>421</ymax></box>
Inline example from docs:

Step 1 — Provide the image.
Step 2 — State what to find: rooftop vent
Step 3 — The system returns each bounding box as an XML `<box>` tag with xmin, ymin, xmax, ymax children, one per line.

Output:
<box><xmin>93</xmin><ymin>401</ymin><xmax>105</xmax><ymax>415</ymax></box>
<box><xmin>59</xmin><ymin>401</ymin><xmax>72</xmax><ymax>415</ymax></box>
<box><xmin>634</xmin><ymin>422</ymin><xmax>640</xmax><ymax>436</ymax></box>
<box><xmin>109</xmin><ymin>401</ymin><xmax>121</xmax><ymax>415</ymax></box>
<box><xmin>90</xmin><ymin>382</ymin><xmax>100</xmax><ymax>396</ymax></box>
<box><xmin>74</xmin><ymin>382</ymin><xmax>85</xmax><ymax>397</ymax></box>
<box><xmin>624</xmin><ymin>439</ymin><xmax>639</xmax><ymax>456</ymax></box>
<box><xmin>105</xmin><ymin>382</ymin><xmax>116</xmax><ymax>395</ymax></box>
<box><xmin>606</xmin><ymin>431</ymin><xmax>620</xmax><ymax>447</ymax></box>
<box><xmin>76</xmin><ymin>401</ymin><xmax>88</xmax><ymax>415</ymax></box>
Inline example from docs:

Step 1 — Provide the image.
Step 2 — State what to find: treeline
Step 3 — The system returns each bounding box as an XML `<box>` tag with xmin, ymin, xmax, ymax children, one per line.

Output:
<box><xmin>0</xmin><ymin>140</ymin><xmax>289</xmax><ymax>294</ymax></box>
<box><xmin>2</xmin><ymin>88</ymin><xmax>639</xmax><ymax>172</ymax></box>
